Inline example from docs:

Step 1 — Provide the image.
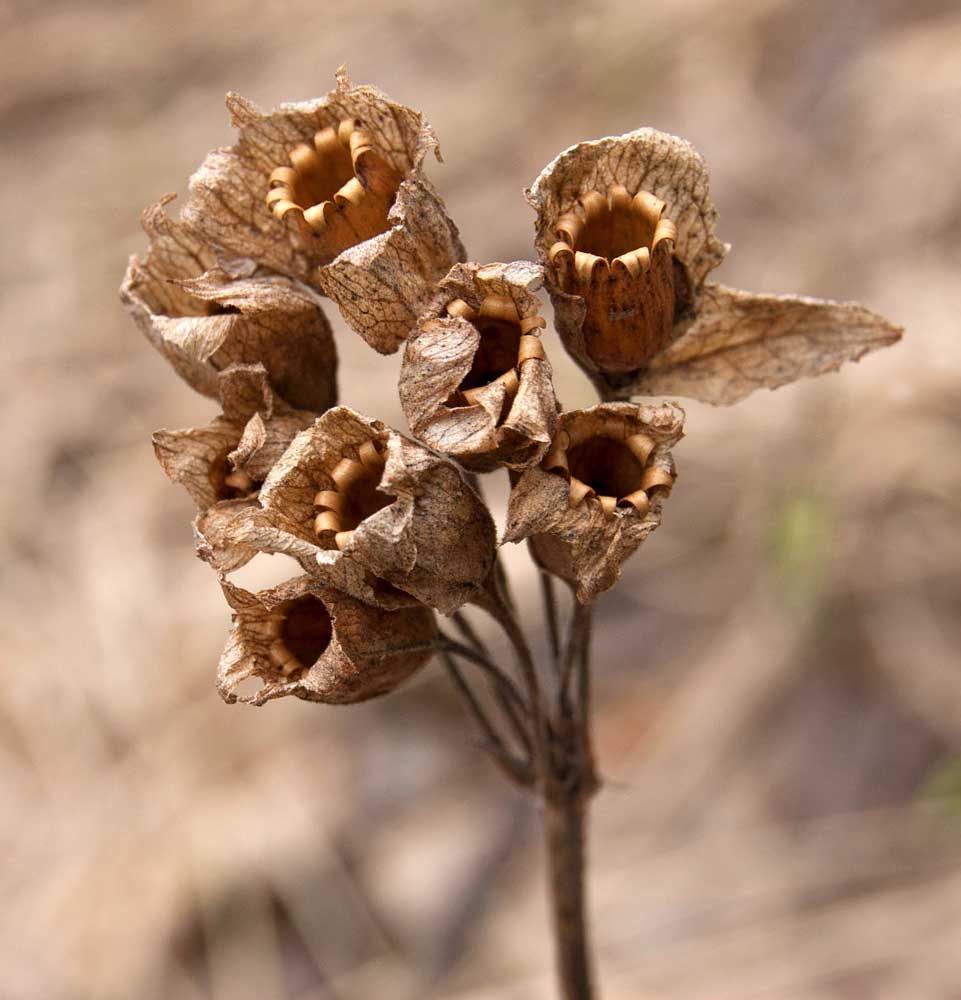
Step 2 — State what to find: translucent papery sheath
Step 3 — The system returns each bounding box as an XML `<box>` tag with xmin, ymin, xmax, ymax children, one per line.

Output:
<box><xmin>218</xmin><ymin>576</ymin><xmax>436</xmax><ymax>706</ymax></box>
<box><xmin>240</xmin><ymin>407</ymin><xmax>497</xmax><ymax>615</ymax></box>
<box><xmin>399</xmin><ymin>261</ymin><xmax>559</xmax><ymax>473</ymax></box>
<box><xmin>120</xmin><ymin>195</ymin><xmax>338</xmax><ymax>413</ymax></box>
<box><xmin>529</xmin><ymin>129</ymin><xmax>901</xmax><ymax>404</ymax></box>
<box><xmin>505</xmin><ymin>402</ymin><xmax>684</xmax><ymax>603</ymax></box>
<box><xmin>152</xmin><ymin>365</ymin><xmax>314</xmax><ymax>574</ymax></box>
<box><xmin>182</xmin><ymin>68</ymin><xmax>465</xmax><ymax>354</ymax></box>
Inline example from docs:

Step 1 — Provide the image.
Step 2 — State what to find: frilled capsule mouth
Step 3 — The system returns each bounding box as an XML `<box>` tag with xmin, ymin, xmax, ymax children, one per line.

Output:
<box><xmin>444</xmin><ymin>294</ymin><xmax>546</xmax><ymax>410</ymax></box>
<box><xmin>263</xmin><ymin>594</ymin><xmax>334</xmax><ymax>676</ymax></box>
<box><xmin>542</xmin><ymin>415</ymin><xmax>675</xmax><ymax>517</ymax></box>
<box><xmin>312</xmin><ymin>437</ymin><xmax>395</xmax><ymax>550</ymax></box>
<box><xmin>548</xmin><ymin>185</ymin><xmax>676</xmax><ymax>283</ymax></box>
<box><xmin>266</xmin><ymin>118</ymin><xmax>401</xmax><ymax>258</ymax></box>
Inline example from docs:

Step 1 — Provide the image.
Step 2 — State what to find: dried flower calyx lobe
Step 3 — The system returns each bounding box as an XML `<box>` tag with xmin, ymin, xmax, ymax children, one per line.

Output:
<box><xmin>182</xmin><ymin>70</ymin><xmax>465</xmax><ymax>354</ymax></box>
<box><xmin>530</xmin><ymin>127</ymin><xmax>901</xmax><ymax>404</ymax></box>
<box><xmin>218</xmin><ymin>576</ymin><xmax>436</xmax><ymax>706</ymax></box>
<box><xmin>247</xmin><ymin>407</ymin><xmax>497</xmax><ymax>615</ymax></box>
<box><xmin>505</xmin><ymin>402</ymin><xmax>683</xmax><ymax>603</ymax></box>
<box><xmin>400</xmin><ymin>261</ymin><xmax>558</xmax><ymax>472</ymax></box>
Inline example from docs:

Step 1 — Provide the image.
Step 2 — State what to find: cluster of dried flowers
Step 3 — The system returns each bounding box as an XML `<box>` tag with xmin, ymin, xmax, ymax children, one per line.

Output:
<box><xmin>122</xmin><ymin>68</ymin><xmax>900</xmax><ymax>710</ymax></box>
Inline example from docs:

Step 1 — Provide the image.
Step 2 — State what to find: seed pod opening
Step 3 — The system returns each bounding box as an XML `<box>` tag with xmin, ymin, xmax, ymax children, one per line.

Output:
<box><xmin>218</xmin><ymin>577</ymin><xmax>437</xmax><ymax>706</ymax></box>
<box><xmin>400</xmin><ymin>261</ymin><xmax>558</xmax><ymax>472</ymax></box>
<box><xmin>505</xmin><ymin>402</ymin><xmax>684</xmax><ymax>603</ymax></box>
<box><xmin>245</xmin><ymin>407</ymin><xmax>497</xmax><ymax>614</ymax></box>
<box><xmin>182</xmin><ymin>69</ymin><xmax>465</xmax><ymax>354</ymax></box>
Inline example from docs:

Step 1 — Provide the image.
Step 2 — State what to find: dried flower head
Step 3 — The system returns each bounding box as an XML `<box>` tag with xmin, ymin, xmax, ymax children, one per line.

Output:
<box><xmin>505</xmin><ymin>402</ymin><xmax>684</xmax><ymax>603</ymax></box>
<box><xmin>153</xmin><ymin>365</ymin><xmax>313</xmax><ymax>572</ymax></box>
<box><xmin>218</xmin><ymin>576</ymin><xmax>436</xmax><ymax>706</ymax></box>
<box><xmin>120</xmin><ymin>196</ymin><xmax>337</xmax><ymax>412</ymax></box>
<box><xmin>243</xmin><ymin>407</ymin><xmax>497</xmax><ymax>614</ymax></box>
<box><xmin>529</xmin><ymin>129</ymin><xmax>902</xmax><ymax>404</ymax></box>
<box><xmin>399</xmin><ymin>261</ymin><xmax>558</xmax><ymax>472</ymax></box>
<box><xmin>182</xmin><ymin>68</ymin><xmax>465</xmax><ymax>354</ymax></box>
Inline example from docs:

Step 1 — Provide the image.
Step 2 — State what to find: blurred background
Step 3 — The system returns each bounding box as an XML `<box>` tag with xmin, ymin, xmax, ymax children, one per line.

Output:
<box><xmin>3</xmin><ymin>0</ymin><xmax>961</xmax><ymax>997</ymax></box>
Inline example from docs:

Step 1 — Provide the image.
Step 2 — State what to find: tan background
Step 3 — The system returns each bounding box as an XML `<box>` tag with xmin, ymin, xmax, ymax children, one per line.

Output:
<box><xmin>3</xmin><ymin>1</ymin><xmax>961</xmax><ymax>997</ymax></box>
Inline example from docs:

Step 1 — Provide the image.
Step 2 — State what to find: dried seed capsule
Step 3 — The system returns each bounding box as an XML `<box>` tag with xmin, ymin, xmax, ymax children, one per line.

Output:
<box><xmin>529</xmin><ymin>129</ymin><xmax>901</xmax><ymax>405</ymax></box>
<box><xmin>218</xmin><ymin>577</ymin><xmax>437</xmax><ymax>706</ymax></box>
<box><xmin>245</xmin><ymin>407</ymin><xmax>497</xmax><ymax>615</ymax></box>
<box><xmin>152</xmin><ymin>365</ymin><xmax>313</xmax><ymax>573</ymax></box>
<box><xmin>504</xmin><ymin>402</ymin><xmax>684</xmax><ymax>603</ymax></box>
<box><xmin>120</xmin><ymin>195</ymin><xmax>338</xmax><ymax>412</ymax></box>
<box><xmin>182</xmin><ymin>69</ymin><xmax>465</xmax><ymax>355</ymax></box>
<box><xmin>400</xmin><ymin>261</ymin><xmax>558</xmax><ymax>472</ymax></box>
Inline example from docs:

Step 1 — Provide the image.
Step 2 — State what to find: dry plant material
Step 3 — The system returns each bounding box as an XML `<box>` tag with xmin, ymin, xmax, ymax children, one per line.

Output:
<box><xmin>245</xmin><ymin>407</ymin><xmax>497</xmax><ymax>615</ymax></box>
<box><xmin>121</xmin><ymin>195</ymin><xmax>337</xmax><ymax>413</ymax></box>
<box><xmin>152</xmin><ymin>365</ymin><xmax>313</xmax><ymax>573</ymax></box>
<box><xmin>123</xmin><ymin>77</ymin><xmax>906</xmax><ymax>1000</ymax></box>
<box><xmin>218</xmin><ymin>576</ymin><xmax>436</xmax><ymax>705</ymax></box>
<box><xmin>505</xmin><ymin>402</ymin><xmax>683</xmax><ymax>603</ymax></box>
<box><xmin>400</xmin><ymin>261</ymin><xmax>558</xmax><ymax>472</ymax></box>
<box><xmin>183</xmin><ymin>68</ymin><xmax>465</xmax><ymax>354</ymax></box>
<box><xmin>529</xmin><ymin>129</ymin><xmax>902</xmax><ymax>403</ymax></box>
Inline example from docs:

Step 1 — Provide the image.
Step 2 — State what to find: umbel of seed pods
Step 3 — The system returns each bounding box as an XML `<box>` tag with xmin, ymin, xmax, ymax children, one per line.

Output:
<box><xmin>124</xmin><ymin>71</ymin><xmax>901</xmax><ymax>705</ymax></box>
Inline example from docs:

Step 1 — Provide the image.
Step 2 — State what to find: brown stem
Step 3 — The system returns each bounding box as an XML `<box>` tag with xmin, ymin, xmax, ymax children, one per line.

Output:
<box><xmin>544</xmin><ymin>787</ymin><xmax>594</xmax><ymax>1000</ymax></box>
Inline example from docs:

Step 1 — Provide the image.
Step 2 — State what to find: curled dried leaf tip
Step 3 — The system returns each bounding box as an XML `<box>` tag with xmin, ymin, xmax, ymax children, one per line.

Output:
<box><xmin>183</xmin><ymin>68</ymin><xmax>465</xmax><ymax>354</ymax></box>
<box><xmin>505</xmin><ymin>402</ymin><xmax>683</xmax><ymax>603</ymax></box>
<box><xmin>529</xmin><ymin>129</ymin><xmax>902</xmax><ymax>404</ymax></box>
<box><xmin>120</xmin><ymin>195</ymin><xmax>337</xmax><ymax>413</ymax></box>
<box><xmin>218</xmin><ymin>576</ymin><xmax>436</xmax><ymax>706</ymax></box>
<box><xmin>400</xmin><ymin>261</ymin><xmax>559</xmax><ymax>472</ymax></box>
<box><xmin>245</xmin><ymin>407</ymin><xmax>497</xmax><ymax>615</ymax></box>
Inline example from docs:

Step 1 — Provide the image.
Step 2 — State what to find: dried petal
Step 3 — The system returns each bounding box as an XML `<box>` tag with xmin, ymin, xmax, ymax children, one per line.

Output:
<box><xmin>245</xmin><ymin>407</ymin><xmax>497</xmax><ymax>614</ymax></box>
<box><xmin>152</xmin><ymin>365</ymin><xmax>314</xmax><ymax>571</ymax></box>
<box><xmin>120</xmin><ymin>196</ymin><xmax>337</xmax><ymax>411</ymax></box>
<box><xmin>528</xmin><ymin>129</ymin><xmax>725</xmax><ymax>384</ymax></box>
<box><xmin>400</xmin><ymin>261</ymin><xmax>558</xmax><ymax>472</ymax></box>
<box><xmin>626</xmin><ymin>283</ymin><xmax>905</xmax><ymax>406</ymax></box>
<box><xmin>218</xmin><ymin>576</ymin><xmax>436</xmax><ymax>706</ymax></box>
<box><xmin>504</xmin><ymin>402</ymin><xmax>684</xmax><ymax>603</ymax></box>
<box><xmin>182</xmin><ymin>69</ymin><xmax>464</xmax><ymax>354</ymax></box>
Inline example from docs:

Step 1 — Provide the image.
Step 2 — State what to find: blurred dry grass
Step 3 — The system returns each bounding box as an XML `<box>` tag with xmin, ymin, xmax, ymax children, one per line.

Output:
<box><xmin>2</xmin><ymin>1</ymin><xmax>961</xmax><ymax>997</ymax></box>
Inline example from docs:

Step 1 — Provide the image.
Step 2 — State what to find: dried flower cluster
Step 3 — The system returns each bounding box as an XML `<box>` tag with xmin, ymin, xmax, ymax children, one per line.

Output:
<box><xmin>122</xmin><ymin>70</ymin><xmax>900</xmax><ymax>709</ymax></box>
<box><xmin>123</xmin><ymin>68</ymin><xmax>902</xmax><ymax>999</ymax></box>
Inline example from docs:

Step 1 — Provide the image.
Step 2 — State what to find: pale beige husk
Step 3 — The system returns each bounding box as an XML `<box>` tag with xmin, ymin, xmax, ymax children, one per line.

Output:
<box><xmin>120</xmin><ymin>195</ymin><xmax>338</xmax><ymax>412</ymax></box>
<box><xmin>243</xmin><ymin>407</ymin><xmax>497</xmax><ymax>614</ymax></box>
<box><xmin>624</xmin><ymin>283</ymin><xmax>904</xmax><ymax>405</ymax></box>
<box><xmin>152</xmin><ymin>365</ymin><xmax>314</xmax><ymax>573</ymax></box>
<box><xmin>218</xmin><ymin>576</ymin><xmax>436</xmax><ymax>706</ymax></box>
<box><xmin>182</xmin><ymin>68</ymin><xmax>465</xmax><ymax>354</ymax></box>
<box><xmin>504</xmin><ymin>402</ymin><xmax>684</xmax><ymax>603</ymax></box>
<box><xmin>528</xmin><ymin>129</ymin><xmax>901</xmax><ymax>403</ymax></box>
<box><xmin>399</xmin><ymin>261</ymin><xmax>558</xmax><ymax>472</ymax></box>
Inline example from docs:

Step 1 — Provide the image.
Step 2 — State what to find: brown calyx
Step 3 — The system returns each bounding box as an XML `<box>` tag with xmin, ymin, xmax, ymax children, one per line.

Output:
<box><xmin>548</xmin><ymin>185</ymin><xmax>685</xmax><ymax>373</ymax></box>
<box><xmin>542</xmin><ymin>414</ymin><xmax>675</xmax><ymax>517</ymax></box>
<box><xmin>445</xmin><ymin>294</ymin><xmax>546</xmax><ymax>410</ymax></box>
<box><xmin>266</xmin><ymin>118</ymin><xmax>402</xmax><ymax>261</ymax></box>
<box><xmin>264</xmin><ymin>594</ymin><xmax>334</xmax><ymax>676</ymax></box>
<box><xmin>312</xmin><ymin>437</ymin><xmax>395</xmax><ymax>550</ymax></box>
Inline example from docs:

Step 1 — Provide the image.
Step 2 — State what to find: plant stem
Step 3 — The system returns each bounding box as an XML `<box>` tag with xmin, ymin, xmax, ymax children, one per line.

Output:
<box><xmin>544</xmin><ymin>787</ymin><xmax>594</xmax><ymax>1000</ymax></box>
